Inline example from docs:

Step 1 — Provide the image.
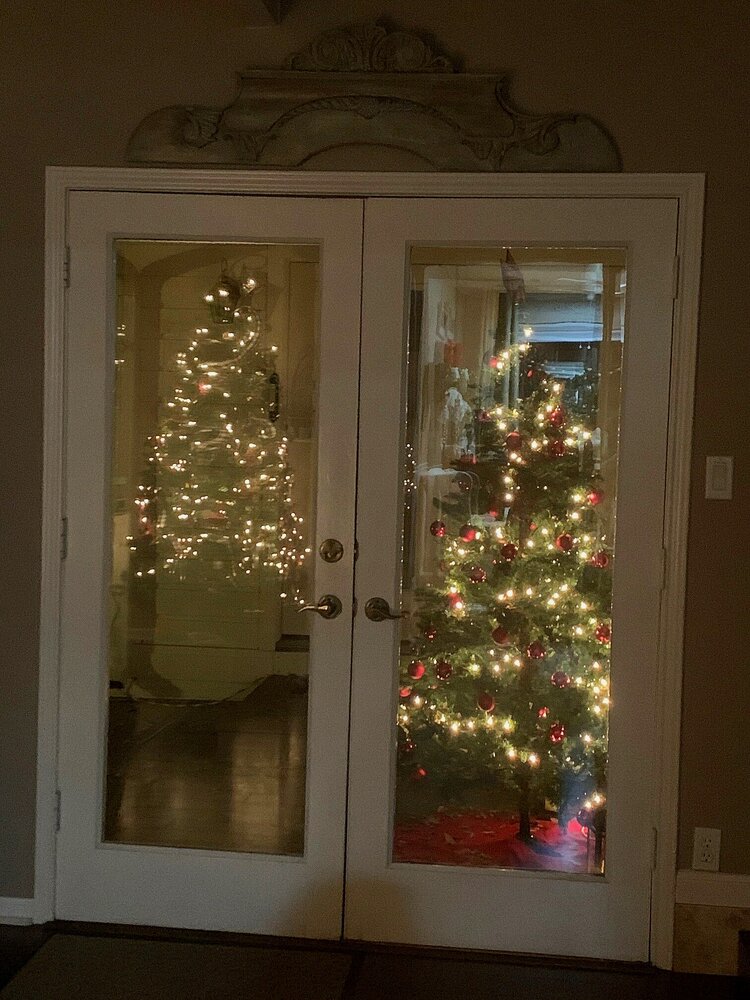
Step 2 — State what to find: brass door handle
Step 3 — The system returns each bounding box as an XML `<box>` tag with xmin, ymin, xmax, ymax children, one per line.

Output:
<box><xmin>364</xmin><ymin>597</ymin><xmax>406</xmax><ymax>622</ymax></box>
<box><xmin>298</xmin><ymin>594</ymin><xmax>342</xmax><ymax>619</ymax></box>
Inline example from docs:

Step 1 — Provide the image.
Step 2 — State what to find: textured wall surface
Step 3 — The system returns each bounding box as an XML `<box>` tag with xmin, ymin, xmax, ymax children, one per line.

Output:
<box><xmin>674</xmin><ymin>903</ymin><xmax>750</xmax><ymax>975</ymax></box>
<box><xmin>0</xmin><ymin>0</ymin><xmax>748</xmax><ymax>899</ymax></box>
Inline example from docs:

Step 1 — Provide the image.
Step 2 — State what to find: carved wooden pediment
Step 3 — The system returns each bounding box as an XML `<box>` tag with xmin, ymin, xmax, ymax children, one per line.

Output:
<box><xmin>127</xmin><ymin>21</ymin><xmax>620</xmax><ymax>171</ymax></box>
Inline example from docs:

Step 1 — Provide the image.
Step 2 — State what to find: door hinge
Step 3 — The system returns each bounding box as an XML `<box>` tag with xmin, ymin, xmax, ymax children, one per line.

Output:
<box><xmin>63</xmin><ymin>245</ymin><xmax>71</xmax><ymax>288</ymax></box>
<box><xmin>672</xmin><ymin>255</ymin><xmax>680</xmax><ymax>299</ymax></box>
<box><xmin>55</xmin><ymin>789</ymin><xmax>62</xmax><ymax>832</ymax></box>
<box><xmin>651</xmin><ymin>826</ymin><xmax>658</xmax><ymax>870</ymax></box>
<box><xmin>60</xmin><ymin>516</ymin><xmax>68</xmax><ymax>560</ymax></box>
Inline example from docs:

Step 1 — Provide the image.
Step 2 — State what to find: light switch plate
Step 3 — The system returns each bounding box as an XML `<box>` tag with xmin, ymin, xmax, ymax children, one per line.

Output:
<box><xmin>705</xmin><ymin>456</ymin><xmax>733</xmax><ymax>500</ymax></box>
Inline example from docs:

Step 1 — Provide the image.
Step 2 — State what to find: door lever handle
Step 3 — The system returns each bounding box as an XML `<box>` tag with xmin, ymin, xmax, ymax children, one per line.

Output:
<box><xmin>364</xmin><ymin>597</ymin><xmax>406</xmax><ymax>622</ymax></box>
<box><xmin>298</xmin><ymin>594</ymin><xmax>342</xmax><ymax>619</ymax></box>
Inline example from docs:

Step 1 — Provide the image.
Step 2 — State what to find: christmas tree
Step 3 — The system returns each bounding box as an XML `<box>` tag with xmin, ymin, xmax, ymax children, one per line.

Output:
<box><xmin>398</xmin><ymin>341</ymin><xmax>611</xmax><ymax>867</ymax></box>
<box><xmin>128</xmin><ymin>271</ymin><xmax>307</xmax><ymax>601</ymax></box>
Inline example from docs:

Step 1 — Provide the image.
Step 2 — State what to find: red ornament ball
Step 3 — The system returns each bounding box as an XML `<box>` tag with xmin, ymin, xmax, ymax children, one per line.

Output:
<box><xmin>549</xmin><ymin>722</ymin><xmax>566</xmax><ymax>744</ymax></box>
<box><xmin>429</xmin><ymin>520</ymin><xmax>446</xmax><ymax>538</ymax></box>
<box><xmin>504</xmin><ymin>430</ymin><xmax>523</xmax><ymax>452</ymax></box>
<box><xmin>551</xmin><ymin>670</ymin><xmax>571</xmax><ymax>688</ymax></box>
<box><xmin>399</xmin><ymin>686</ymin><xmax>412</xmax><ymax>699</ymax></box>
<box><xmin>459</xmin><ymin>524</ymin><xmax>477</xmax><ymax>542</ymax></box>
<box><xmin>591</xmin><ymin>550</ymin><xmax>610</xmax><ymax>569</ymax></box>
<box><xmin>587</xmin><ymin>487</ymin><xmax>605</xmax><ymax>506</ymax></box>
<box><xmin>548</xmin><ymin>405</ymin><xmax>566</xmax><ymax>428</ymax></box>
<box><xmin>469</xmin><ymin>566</ymin><xmax>487</xmax><ymax>584</ymax></box>
<box><xmin>548</xmin><ymin>439</ymin><xmax>567</xmax><ymax>457</ymax></box>
<box><xmin>477</xmin><ymin>692</ymin><xmax>496</xmax><ymax>713</ymax></box>
<box><xmin>408</xmin><ymin>660</ymin><xmax>426</xmax><ymax>680</ymax></box>
<box><xmin>478</xmin><ymin>410</ymin><xmax>493</xmax><ymax>423</ymax></box>
<box><xmin>595</xmin><ymin>622</ymin><xmax>612</xmax><ymax>644</ymax></box>
<box><xmin>500</xmin><ymin>542</ymin><xmax>518</xmax><ymax>562</ymax></box>
<box><xmin>411</xmin><ymin>766</ymin><xmax>427</xmax><ymax>781</ymax></box>
<box><xmin>448</xmin><ymin>592</ymin><xmax>465</xmax><ymax>610</ymax></box>
<box><xmin>489</xmin><ymin>356</ymin><xmax>500</xmax><ymax>369</ymax></box>
<box><xmin>526</xmin><ymin>640</ymin><xmax>546</xmax><ymax>660</ymax></box>
<box><xmin>400</xmin><ymin>738</ymin><xmax>416</xmax><ymax>755</ymax></box>
<box><xmin>555</xmin><ymin>533</ymin><xmax>574</xmax><ymax>553</ymax></box>
<box><xmin>424</xmin><ymin>627</ymin><xmax>437</xmax><ymax>641</ymax></box>
<box><xmin>435</xmin><ymin>660</ymin><xmax>453</xmax><ymax>680</ymax></box>
<box><xmin>491</xmin><ymin>625</ymin><xmax>510</xmax><ymax>646</ymax></box>
<box><xmin>197</xmin><ymin>380</ymin><xmax>212</xmax><ymax>395</ymax></box>
<box><xmin>538</xmin><ymin>706</ymin><xmax>550</xmax><ymax>719</ymax></box>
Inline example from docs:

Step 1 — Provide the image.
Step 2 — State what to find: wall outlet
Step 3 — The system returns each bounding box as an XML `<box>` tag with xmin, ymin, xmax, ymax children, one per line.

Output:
<box><xmin>692</xmin><ymin>827</ymin><xmax>721</xmax><ymax>871</ymax></box>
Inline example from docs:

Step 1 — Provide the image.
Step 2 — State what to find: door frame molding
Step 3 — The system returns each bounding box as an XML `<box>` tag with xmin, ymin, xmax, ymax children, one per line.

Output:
<box><xmin>40</xmin><ymin>167</ymin><xmax>704</xmax><ymax>969</ymax></box>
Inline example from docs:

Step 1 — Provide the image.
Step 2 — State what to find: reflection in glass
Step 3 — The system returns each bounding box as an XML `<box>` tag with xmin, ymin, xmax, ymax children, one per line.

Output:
<box><xmin>107</xmin><ymin>241</ymin><xmax>319</xmax><ymax>855</ymax></box>
<box><xmin>395</xmin><ymin>248</ymin><xmax>625</xmax><ymax>874</ymax></box>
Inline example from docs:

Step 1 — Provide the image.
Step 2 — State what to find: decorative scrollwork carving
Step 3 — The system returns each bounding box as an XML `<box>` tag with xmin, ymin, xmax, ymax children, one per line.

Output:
<box><xmin>495</xmin><ymin>83</ymin><xmax>575</xmax><ymax>156</ymax></box>
<box><xmin>182</xmin><ymin>108</ymin><xmax>222</xmax><ymax>148</ymax></box>
<box><xmin>126</xmin><ymin>21</ymin><xmax>620</xmax><ymax>172</ymax></box>
<box><xmin>287</xmin><ymin>21</ymin><xmax>454</xmax><ymax>73</ymax></box>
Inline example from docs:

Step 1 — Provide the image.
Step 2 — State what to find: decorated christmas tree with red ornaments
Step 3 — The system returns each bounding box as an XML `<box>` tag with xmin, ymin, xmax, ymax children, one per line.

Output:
<box><xmin>398</xmin><ymin>344</ymin><xmax>611</xmax><ymax>865</ymax></box>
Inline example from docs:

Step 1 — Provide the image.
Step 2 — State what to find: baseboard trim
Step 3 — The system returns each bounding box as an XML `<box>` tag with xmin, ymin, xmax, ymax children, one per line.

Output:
<box><xmin>0</xmin><ymin>897</ymin><xmax>35</xmax><ymax>925</ymax></box>
<box><xmin>676</xmin><ymin>869</ymin><xmax>750</xmax><ymax>909</ymax></box>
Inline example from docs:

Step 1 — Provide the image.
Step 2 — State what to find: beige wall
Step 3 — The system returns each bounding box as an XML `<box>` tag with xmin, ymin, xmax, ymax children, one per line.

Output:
<box><xmin>0</xmin><ymin>0</ymin><xmax>748</xmax><ymax>898</ymax></box>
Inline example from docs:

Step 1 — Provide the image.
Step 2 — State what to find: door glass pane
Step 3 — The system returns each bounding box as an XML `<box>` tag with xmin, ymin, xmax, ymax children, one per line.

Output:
<box><xmin>395</xmin><ymin>247</ymin><xmax>625</xmax><ymax>874</ymax></box>
<box><xmin>107</xmin><ymin>241</ymin><xmax>319</xmax><ymax>855</ymax></box>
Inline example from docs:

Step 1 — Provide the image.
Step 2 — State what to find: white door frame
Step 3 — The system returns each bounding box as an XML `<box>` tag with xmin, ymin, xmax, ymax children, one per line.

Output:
<box><xmin>54</xmin><ymin>191</ymin><xmax>364</xmax><ymax>936</ymax></box>
<box><xmin>349</xmin><ymin>196</ymin><xmax>676</xmax><ymax>961</ymax></box>
<box><xmin>39</xmin><ymin>167</ymin><xmax>704</xmax><ymax>968</ymax></box>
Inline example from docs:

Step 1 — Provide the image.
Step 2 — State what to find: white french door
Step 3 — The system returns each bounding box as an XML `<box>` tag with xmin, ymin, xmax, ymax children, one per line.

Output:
<box><xmin>346</xmin><ymin>197</ymin><xmax>677</xmax><ymax>960</ymax></box>
<box><xmin>55</xmin><ymin>184</ymin><xmax>679</xmax><ymax>960</ymax></box>
<box><xmin>57</xmin><ymin>191</ymin><xmax>363</xmax><ymax>936</ymax></box>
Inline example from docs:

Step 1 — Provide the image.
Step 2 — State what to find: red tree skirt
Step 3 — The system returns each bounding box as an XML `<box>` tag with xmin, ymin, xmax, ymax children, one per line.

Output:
<box><xmin>393</xmin><ymin>810</ymin><xmax>599</xmax><ymax>873</ymax></box>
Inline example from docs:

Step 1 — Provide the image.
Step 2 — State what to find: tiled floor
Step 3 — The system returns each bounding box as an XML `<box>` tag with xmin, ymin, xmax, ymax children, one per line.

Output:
<box><xmin>0</xmin><ymin>924</ymin><xmax>745</xmax><ymax>999</ymax></box>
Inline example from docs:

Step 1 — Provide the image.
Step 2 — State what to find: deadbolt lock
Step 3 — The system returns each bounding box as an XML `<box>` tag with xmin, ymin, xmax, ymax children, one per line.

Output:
<box><xmin>319</xmin><ymin>538</ymin><xmax>344</xmax><ymax>563</ymax></box>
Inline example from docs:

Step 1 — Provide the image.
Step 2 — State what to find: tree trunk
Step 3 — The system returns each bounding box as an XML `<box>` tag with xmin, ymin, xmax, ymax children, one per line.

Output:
<box><xmin>594</xmin><ymin>825</ymin><xmax>604</xmax><ymax>870</ymax></box>
<box><xmin>517</xmin><ymin>775</ymin><xmax>533</xmax><ymax>841</ymax></box>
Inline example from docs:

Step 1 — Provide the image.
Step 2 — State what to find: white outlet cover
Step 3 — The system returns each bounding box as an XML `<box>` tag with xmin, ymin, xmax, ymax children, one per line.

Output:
<box><xmin>692</xmin><ymin>826</ymin><xmax>721</xmax><ymax>871</ymax></box>
<box><xmin>705</xmin><ymin>456</ymin><xmax>733</xmax><ymax>500</ymax></box>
